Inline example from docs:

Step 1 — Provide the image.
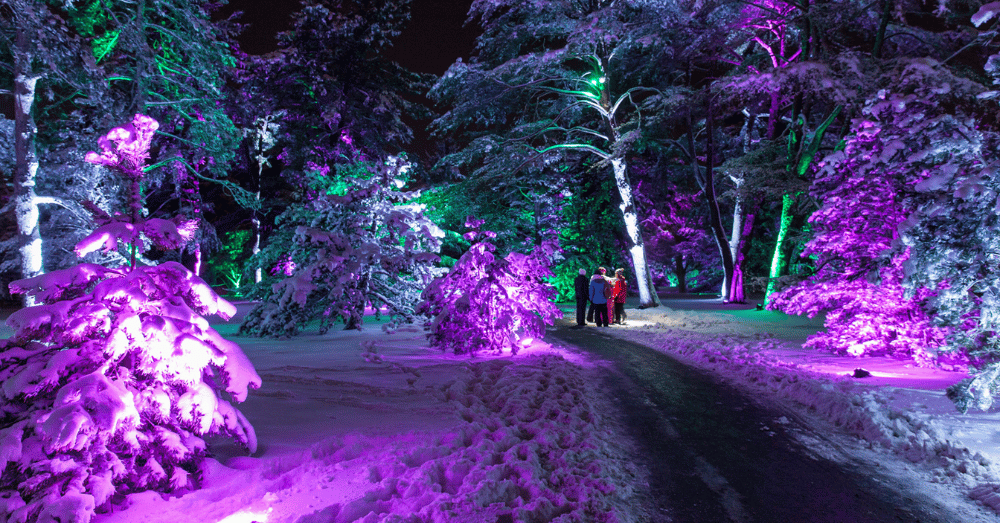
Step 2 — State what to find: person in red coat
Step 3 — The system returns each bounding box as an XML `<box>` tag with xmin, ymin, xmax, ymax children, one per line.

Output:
<box><xmin>606</xmin><ymin>272</ymin><xmax>616</xmax><ymax>325</ymax></box>
<box><xmin>612</xmin><ymin>268</ymin><xmax>628</xmax><ymax>325</ymax></box>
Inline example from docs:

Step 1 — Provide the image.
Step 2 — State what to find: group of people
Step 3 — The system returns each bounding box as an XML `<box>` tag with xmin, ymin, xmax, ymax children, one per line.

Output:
<box><xmin>574</xmin><ymin>267</ymin><xmax>628</xmax><ymax>328</ymax></box>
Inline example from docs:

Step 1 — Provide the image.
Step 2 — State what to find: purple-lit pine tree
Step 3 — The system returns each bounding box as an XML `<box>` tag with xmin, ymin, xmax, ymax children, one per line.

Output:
<box><xmin>0</xmin><ymin>115</ymin><xmax>261</xmax><ymax>522</ymax></box>
<box><xmin>768</xmin><ymin>60</ymin><xmax>984</xmax><ymax>367</ymax></box>
<box><xmin>418</xmin><ymin>218</ymin><xmax>563</xmax><ymax>355</ymax></box>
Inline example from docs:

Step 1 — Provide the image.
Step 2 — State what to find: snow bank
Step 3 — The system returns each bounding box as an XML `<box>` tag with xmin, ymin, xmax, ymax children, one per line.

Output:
<box><xmin>90</xmin><ymin>319</ymin><xmax>641</xmax><ymax>523</ymax></box>
<box><xmin>609</xmin><ymin>305</ymin><xmax>1000</xmax><ymax>513</ymax></box>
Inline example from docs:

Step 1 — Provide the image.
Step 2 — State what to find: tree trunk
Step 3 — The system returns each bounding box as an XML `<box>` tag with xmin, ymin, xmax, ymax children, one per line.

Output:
<box><xmin>594</xmin><ymin>61</ymin><xmax>658</xmax><ymax>309</ymax></box>
<box><xmin>872</xmin><ymin>0</ymin><xmax>891</xmax><ymax>59</ymax></box>
<box><xmin>729</xmin><ymin>213</ymin><xmax>755</xmax><ymax>304</ymax></box>
<box><xmin>252</xmin><ymin>199</ymin><xmax>262</xmax><ymax>284</ymax></box>
<box><xmin>729</xmin><ymin>177</ymin><xmax>746</xmax><ymax>265</ymax></box>
<box><xmin>12</xmin><ymin>28</ymin><xmax>42</xmax><ymax>306</ymax></box>
<box><xmin>610</xmin><ymin>158</ymin><xmax>659</xmax><ymax>308</ymax></box>
<box><xmin>175</xmin><ymin>163</ymin><xmax>204</xmax><ymax>275</ymax></box>
<box><xmin>765</xmin><ymin>193</ymin><xmax>795</xmax><ymax>304</ymax></box>
<box><xmin>674</xmin><ymin>254</ymin><xmax>687</xmax><ymax>294</ymax></box>
<box><xmin>767</xmin><ymin>89</ymin><xmax>780</xmax><ymax>140</ymax></box>
<box><xmin>689</xmin><ymin>106</ymin><xmax>735</xmax><ymax>301</ymax></box>
<box><xmin>728</xmin><ymin>190</ymin><xmax>747</xmax><ymax>302</ymax></box>
<box><xmin>252</xmin><ymin>159</ymin><xmax>264</xmax><ymax>284</ymax></box>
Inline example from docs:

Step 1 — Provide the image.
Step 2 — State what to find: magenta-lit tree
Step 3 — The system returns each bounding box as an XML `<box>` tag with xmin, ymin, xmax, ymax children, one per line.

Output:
<box><xmin>637</xmin><ymin>182</ymin><xmax>717</xmax><ymax>294</ymax></box>
<box><xmin>419</xmin><ymin>218</ymin><xmax>563</xmax><ymax>355</ymax></box>
<box><xmin>0</xmin><ymin>115</ymin><xmax>261</xmax><ymax>522</ymax></box>
<box><xmin>768</xmin><ymin>60</ymin><xmax>985</xmax><ymax>366</ymax></box>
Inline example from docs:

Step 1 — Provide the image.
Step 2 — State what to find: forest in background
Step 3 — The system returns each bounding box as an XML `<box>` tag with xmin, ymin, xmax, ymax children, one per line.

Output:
<box><xmin>5</xmin><ymin>0</ymin><xmax>1000</xmax><ymax>408</ymax></box>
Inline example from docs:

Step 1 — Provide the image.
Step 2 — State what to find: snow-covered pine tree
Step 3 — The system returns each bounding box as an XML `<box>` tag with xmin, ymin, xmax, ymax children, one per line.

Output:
<box><xmin>240</xmin><ymin>155</ymin><xmax>444</xmax><ymax>336</ymax></box>
<box><xmin>0</xmin><ymin>114</ymin><xmax>261</xmax><ymax>523</ymax></box>
<box><xmin>945</xmin><ymin>3</ymin><xmax>1000</xmax><ymax>412</ymax></box>
<box><xmin>418</xmin><ymin>218</ymin><xmax>563</xmax><ymax>355</ymax></box>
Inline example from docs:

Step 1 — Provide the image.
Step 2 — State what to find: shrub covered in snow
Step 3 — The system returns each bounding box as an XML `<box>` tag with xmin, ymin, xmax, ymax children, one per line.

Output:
<box><xmin>418</xmin><ymin>218</ymin><xmax>562</xmax><ymax>355</ymax></box>
<box><xmin>240</xmin><ymin>156</ymin><xmax>443</xmax><ymax>336</ymax></box>
<box><xmin>0</xmin><ymin>115</ymin><xmax>261</xmax><ymax>523</ymax></box>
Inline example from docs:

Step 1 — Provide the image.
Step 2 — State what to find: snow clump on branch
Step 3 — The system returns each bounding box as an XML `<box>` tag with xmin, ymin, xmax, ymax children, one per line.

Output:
<box><xmin>0</xmin><ymin>115</ymin><xmax>261</xmax><ymax>523</ymax></box>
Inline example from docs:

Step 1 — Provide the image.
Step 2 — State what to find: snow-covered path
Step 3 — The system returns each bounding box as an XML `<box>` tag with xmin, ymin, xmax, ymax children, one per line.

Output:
<box><xmin>597</xmin><ymin>297</ymin><xmax>1000</xmax><ymax>522</ymax></box>
<box><xmin>91</xmin><ymin>318</ymin><xmax>647</xmax><ymax>523</ymax></box>
<box><xmin>551</xmin><ymin>323</ymin><xmax>991</xmax><ymax>522</ymax></box>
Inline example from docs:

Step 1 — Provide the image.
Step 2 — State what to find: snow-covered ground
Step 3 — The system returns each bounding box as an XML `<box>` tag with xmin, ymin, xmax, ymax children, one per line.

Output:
<box><xmin>86</xmin><ymin>305</ymin><xmax>645</xmax><ymax>523</ymax></box>
<box><xmin>13</xmin><ymin>295</ymin><xmax>999</xmax><ymax>522</ymax></box>
<box><xmin>606</xmin><ymin>296</ymin><xmax>1000</xmax><ymax>521</ymax></box>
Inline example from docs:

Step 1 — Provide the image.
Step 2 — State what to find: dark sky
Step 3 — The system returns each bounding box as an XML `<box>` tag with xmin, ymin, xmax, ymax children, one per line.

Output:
<box><xmin>220</xmin><ymin>0</ymin><xmax>478</xmax><ymax>76</ymax></box>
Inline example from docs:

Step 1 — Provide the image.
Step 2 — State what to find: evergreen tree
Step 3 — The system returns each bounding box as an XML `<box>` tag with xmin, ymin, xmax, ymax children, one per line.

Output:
<box><xmin>240</xmin><ymin>155</ymin><xmax>443</xmax><ymax>336</ymax></box>
<box><xmin>0</xmin><ymin>114</ymin><xmax>260</xmax><ymax>522</ymax></box>
<box><xmin>769</xmin><ymin>57</ymin><xmax>990</xmax><ymax>379</ymax></box>
<box><xmin>430</xmin><ymin>0</ymin><xmax>687</xmax><ymax>308</ymax></box>
<box><xmin>0</xmin><ymin>0</ymin><xmax>113</xmax><ymax>303</ymax></box>
<box><xmin>244</xmin><ymin>0</ymin><xmax>430</xmax><ymax>170</ymax></box>
<box><xmin>89</xmin><ymin>0</ymin><xmax>247</xmax><ymax>275</ymax></box>
<box><xmin>418</xmin><ymin>217</ymin><xmax>562</xmax><ymax>355</ymax></box>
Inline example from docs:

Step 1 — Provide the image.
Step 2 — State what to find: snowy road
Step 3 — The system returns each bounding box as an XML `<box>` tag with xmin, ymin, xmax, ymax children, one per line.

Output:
<box><xmin>549</xmin><ymin>324</ymin><xmax>975</xmax><ymax>523</ymax></box>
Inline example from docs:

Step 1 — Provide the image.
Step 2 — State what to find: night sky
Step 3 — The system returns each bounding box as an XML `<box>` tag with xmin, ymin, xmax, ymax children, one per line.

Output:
<box><xmin>220</xmin><ymin>0</ymin><xmax>479</xmax><ymax>75</ymax></box>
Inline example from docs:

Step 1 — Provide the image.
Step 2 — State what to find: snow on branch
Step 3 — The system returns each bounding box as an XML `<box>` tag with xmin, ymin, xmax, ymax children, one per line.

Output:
<box><xmin>241</xmin><ymin>155</ymin><xmax>443</xmax><ymax>336</ymax></box>
<box><xmin>0</xmin><ymin>115</ymin><xmax>261</xmax><ymax>523</ymax></box>
<box><xmin>418</xmin><ymin>217</ymin><xmax>563</xmax><ymax>355</ymax></box>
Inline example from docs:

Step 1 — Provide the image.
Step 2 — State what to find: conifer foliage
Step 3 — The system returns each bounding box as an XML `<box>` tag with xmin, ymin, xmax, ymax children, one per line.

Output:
<box><xmin>240</xmin><ymin>156</ymin><xmax>444</xmax><ymax>336</ymax></box>
<box><xmin>767</xmin><ymin>61</ymin><xmax>980</xmax><ymax>367</ymax></box>
<box><xmin>419</xmin><ymin>218</ymin><xmax>562</xmax><ymax>355</ymax></box>
<box><xmin>0</xmin><ymin>115</ymin><xmax>261</xmax><ymax>523</ymax></box>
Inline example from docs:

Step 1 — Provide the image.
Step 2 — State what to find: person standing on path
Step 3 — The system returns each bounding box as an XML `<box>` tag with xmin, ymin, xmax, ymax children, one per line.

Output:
<box><xmin>574</xmin><ymin>268</ymin><xmax>589</xmax><ymax>327</ymax></box>
<box><xmin>587</xmin><ymin>267</ymin><xmax>609</xmax><ymax>323</ymax></box>
<box><xmin>606</xmin><ymin>270</ymin><xmax>617</xmax><ymax>324</ymax></box>
<box><xmin>612</xmin><ymin>268</ymin><xmax>629</xmax><ymax>325</ymax></box>
<box><xmin>588</xmin><ymin>268</ymin><xmax>611</xmax><ymax>327</ymax></box>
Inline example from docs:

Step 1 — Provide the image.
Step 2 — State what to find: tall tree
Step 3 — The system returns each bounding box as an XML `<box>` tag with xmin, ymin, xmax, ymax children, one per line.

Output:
<box><xmin>0</xmin><ymin>0</ymin><xmax>109</xmax><ymax>304</ymax></box>
<box><xmin>91</xmin><ymin>0</ymin><xmax>246</xmax><ymax>275</ymax></box>
<box><xmin>245</xmin><ymin>0</ymin><xmax>430</xmax><ymax>171</ymax></box>
<box><xmin>0</xmin><ymin>114</ymin><xmax>260</xmax><ymax>523</ymax></box>
<box><xmin>430</xmin><ymin>0</ymin><xmax>683</xmax><ymax>308</ymax></box>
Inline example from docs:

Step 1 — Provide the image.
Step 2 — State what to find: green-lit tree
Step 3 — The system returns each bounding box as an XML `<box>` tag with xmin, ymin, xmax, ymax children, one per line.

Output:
<box><xmin>430</xmin><ymin>0</ymin><xmax>693</xmax><ymax>308</ymax></box>
<box><xmin>86</xmin><ymin>0</ymin><xmax>247</xmax><ymax>276</ymax></box>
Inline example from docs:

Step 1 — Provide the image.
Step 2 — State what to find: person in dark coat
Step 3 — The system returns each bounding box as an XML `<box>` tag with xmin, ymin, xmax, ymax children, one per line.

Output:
<box><xmin>588</xmin><ymin>268</ymin><xmax>611</xmax><ymax>327</ymax></box>
<box><xmin>574</xmin><ymin>268</ymin><xmax>589</xmax><ymax>327</ymax></box>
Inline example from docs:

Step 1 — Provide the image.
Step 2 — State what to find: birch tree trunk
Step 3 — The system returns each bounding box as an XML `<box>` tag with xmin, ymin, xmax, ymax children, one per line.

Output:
<box><xmin>252</xmin><ymin>191</ymin><xmax>262</xmax><ymax>284</ymax></box>
<box><xmin>728</xmin><ymin>184</ymin><xmax>747</xmax><ymax>302</ymax></box>
<box><xmin>596</xmin><ymin>64</ymin><xmax>659</xmax><ymax>308</ymax></box>
<box><xmin>726</xmin><ymin>109</ymin><xmax>756</xmax><ymax>303</ymax></box>
<box><xmin>610</xmin><ymin>158</ymin><xmax>658</xmax><ymax>307</ymax></box>
<box><xmin>12</xmin><ymin>28</ymin><xmax>43</xmax><ymax>306</ymax></box>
